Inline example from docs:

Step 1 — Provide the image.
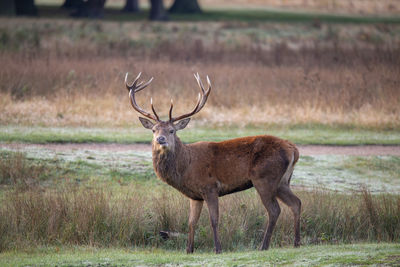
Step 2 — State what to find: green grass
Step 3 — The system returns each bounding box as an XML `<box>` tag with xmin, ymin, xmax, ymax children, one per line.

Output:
<box><xmin>0</xmin><ymin>150</ymin><xmax>158</xmax><ymax>190</ymax></box>
<box><xmin>295</xmin><ymin>155</ymin><xmax>400</xmax><ymax>193</ymax></box>
<box><xmin>169</xmin><ymin>9</ymin><xmax>400</xmax><ymax>24</ymax></box>
<box><xmin>2</xmin><ymin>146</ymin><xmax>400</xmax><ymax>193</ymax></box>
<box><xmin>1</xmin><ymin>243</ymin><xmax>399</xmax><ymax>266</ymax></box>
<box><xmin>36</xmin><ymin>4</ymin><xmax>400</xmax><ymax>24</ymax></box>
<box><xmin>343</xmin><ymin>156</ymin><xmax>400</xmax><ymax>182</ymax></box>
<box><xmin>1</xmin><ymin>124</ymin><xmax>399</xmax><ymax>145</ymax></box>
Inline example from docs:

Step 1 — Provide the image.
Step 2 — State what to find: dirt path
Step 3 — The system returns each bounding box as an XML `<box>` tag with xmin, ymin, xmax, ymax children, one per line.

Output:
<box><xmin>1</xmin><ymin>143</ymin><xmax>399</xmax><ymax>156</ymax></box>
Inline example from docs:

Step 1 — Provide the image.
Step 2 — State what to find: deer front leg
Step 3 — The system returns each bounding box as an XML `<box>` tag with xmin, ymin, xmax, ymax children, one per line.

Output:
<box><xmin>205</xmin><ymin>193</ymin><xmax>222</xmax><ymax>254</ymax></box>
<box><xmin>186</xmin><ymin>199</ymin><xmax>203</xmax><ymax>254</ymax></box>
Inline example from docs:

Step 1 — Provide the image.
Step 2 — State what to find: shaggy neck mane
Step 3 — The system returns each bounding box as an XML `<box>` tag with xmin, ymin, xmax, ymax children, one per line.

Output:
<box><xmin>152</xmin><ymin>137</ymin><xmax>188</xmax><ymax>190</ymax></box>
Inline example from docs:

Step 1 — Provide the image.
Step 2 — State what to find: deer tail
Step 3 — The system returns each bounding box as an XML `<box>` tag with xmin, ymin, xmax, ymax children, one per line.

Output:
<box><xmin>280</xmin><ymin>151</ymin><xmax>295</xmax><ymax>186</ymax></box>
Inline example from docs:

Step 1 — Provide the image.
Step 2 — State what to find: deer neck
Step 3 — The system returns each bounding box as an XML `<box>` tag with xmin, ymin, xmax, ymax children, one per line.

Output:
<box><xmin>152</xmin><ymin>137</ymin><xmax>189</xmax><ymax>189</ymax></box>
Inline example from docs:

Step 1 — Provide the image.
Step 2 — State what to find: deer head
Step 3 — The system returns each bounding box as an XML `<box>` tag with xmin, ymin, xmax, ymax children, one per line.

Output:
<box><xmin>125</xmin><ymin>72</ymin><xmax>211</xmax><ymax>152</ymax></box>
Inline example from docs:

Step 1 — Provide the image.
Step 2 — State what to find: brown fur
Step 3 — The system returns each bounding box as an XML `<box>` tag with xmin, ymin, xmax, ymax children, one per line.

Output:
<box><xmin>148</xmin><ymin>122</ymin><xmax>301</xmax><ymax>254</ymax></box>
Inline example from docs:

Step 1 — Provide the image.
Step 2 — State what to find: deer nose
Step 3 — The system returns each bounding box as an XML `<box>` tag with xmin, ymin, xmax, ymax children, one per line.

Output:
<box><xmin>157</xmin><ymin>136</ymin><xmax>167</xmax><ymax>145</ymax></box>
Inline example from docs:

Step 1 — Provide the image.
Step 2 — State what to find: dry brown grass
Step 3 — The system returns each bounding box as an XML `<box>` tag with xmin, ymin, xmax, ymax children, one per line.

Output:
<box><xmin>1</xmin><ymin>183</ymin><xmax>399</xmax><ymax>251</ymax></box>
<box><xmin>0</xmin><ymin>19</ymin><xmax>399</xmax><ymax>129</ymax></box>
<box><xmin>0</xmin><ymin>152</ymin><xmax>52</xmax><ymax>189</ymax></box>
<box><xmin>1</xmin><ymin>53</ymin><xmax>399</xmax><ymax>128</ymax></box>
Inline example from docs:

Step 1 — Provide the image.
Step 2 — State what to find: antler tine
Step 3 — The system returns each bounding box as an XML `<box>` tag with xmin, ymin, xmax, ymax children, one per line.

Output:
<box><xmin>194</xmin><ymin>72</ymin><xmax>206</xmax><ymax>94</ymax></box>
<box><xmin>125</xmin><ymin>72</ymin><xmax>154</xmax><ymax>93</ymax></box>
<box><xmin>151</xmin><ymin>98</ymin><xmax>160</xmax><ymax>121</ymax></box>
<box><xmin>170</xmin><ymin>73</ymin><xmax>211</xmax><ymax>122</ymax></box>
<box><xmin>128</xmin><ymin>90</ymin><xmax>158</xmax><ymax>121</ymax></box>
<box><xmin>194</xmin><ymin>73</ymin><xmax>205</xmax><ymax>94</ymax></box>
<box><xmin>169</xmin><ymin>99</ymin><xmax>174</xmax><ymax>122</ymax></box>
<box><xmin>206</xmin><ymin>75</ymin><xmax>211</xmax><ymax>88</ymax></box>
<box><xmin>135</xmin><ymin>77</ymin><xmax>154</xmax><ymax>92</ymax></box>
<box><xmin>126</xmin><ymin>72</ymin><xmax>159</xmax><ymax>121</ymax></box>
<box><xmin>125</xmin><ymin>72</ymin><xmax>142</xmax><ymax>91</ymax></box>
<box><xmin>171</xmin><ymin>93</ymin><xmax>201</xmax><ymax>122</ymax></box>
<box><xmin>196</xmin><ymin>75</ymin><xmax>211</xmax><ymax>112</ymax></box>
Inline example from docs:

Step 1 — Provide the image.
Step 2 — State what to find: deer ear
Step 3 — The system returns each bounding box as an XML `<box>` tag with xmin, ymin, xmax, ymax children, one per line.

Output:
<box><xmin>174</xmin><ymin>118</ymin><xmax>191</xmax><ymax>131</ymax></box>
<box><xmin>139</xmin><ymin>117</ymin><xmax>154</xmax><ymax>130</ymax></box>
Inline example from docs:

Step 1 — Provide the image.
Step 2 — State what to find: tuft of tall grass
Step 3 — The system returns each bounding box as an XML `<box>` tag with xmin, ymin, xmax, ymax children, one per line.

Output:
<box><xmin>0</xmin><ymin>183</ymin><xmax>399</xmax><ymax>252</ymax></box>
<box><xmin>0</xmin><ymin>152</ymin><xmax>53</xmax><ymax>190</ymax></box>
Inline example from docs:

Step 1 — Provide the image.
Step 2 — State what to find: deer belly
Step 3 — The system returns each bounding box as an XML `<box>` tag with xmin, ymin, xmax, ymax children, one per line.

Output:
<box><xmin>217</xmin><ymin>180</ymin><xmax>253</xmax><ymax>196</ymax></box>
<box><xmin>212</xmin><ymin>159</ymin><xmax>253</xmax><ymax>196</ymax></box>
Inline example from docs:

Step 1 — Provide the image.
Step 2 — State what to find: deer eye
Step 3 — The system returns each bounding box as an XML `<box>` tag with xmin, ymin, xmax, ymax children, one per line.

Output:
<box><xmin>152</xmin><ymin>129</ymin><xmax>155</xmax><ymax>133</ymax></box>
<box><xmin>170</xmin><ymin>129</ymin><xmax>174</xmax><ymax>134</ymax></box>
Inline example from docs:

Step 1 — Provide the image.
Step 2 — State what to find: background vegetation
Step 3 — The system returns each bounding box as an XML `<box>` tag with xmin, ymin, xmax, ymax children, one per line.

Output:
<box><xmin>1</xmin><ymin>18</ymin><xmax>399</xmax><ymax>130</ymax></box>
<box><xmin>1</xmin><ymin>1</ymin><xmax>399</xmax><ymax>265</ymax></box>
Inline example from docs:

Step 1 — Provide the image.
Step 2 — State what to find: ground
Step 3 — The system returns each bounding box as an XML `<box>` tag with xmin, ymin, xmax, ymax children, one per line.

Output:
<box><xmin>1</xmin><ymin>243</ymin><xmax>399</xmax><ymax>266</ymax></box>
<box><xmin>3</xmin><ymin>142</ymin><xmax>400</xmax><ymax>155</ymax></box>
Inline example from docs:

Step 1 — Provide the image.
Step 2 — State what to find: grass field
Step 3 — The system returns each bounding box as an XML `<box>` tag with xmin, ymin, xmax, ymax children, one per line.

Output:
<box><xmin>1</xmin><ymin>243</ymin><xmax>400</xmax><ymax>266</ymax></box>
<box><xmin>1</xmin><ymin>125</ymin><xmax>400</xmax><ymax>145</ymax></box>
<box><xmin>1</xmin><ymin>149</ymin><xmax>399</xmax><ymax>254</ymax></box>
<box><xmin>1</xmin><ymin>145</ymin><xmax>400</xmax><ymax>192</ymax></box>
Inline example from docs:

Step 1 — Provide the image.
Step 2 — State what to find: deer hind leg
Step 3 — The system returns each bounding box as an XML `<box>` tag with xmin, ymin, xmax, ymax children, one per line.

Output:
<box><xmin>252</xmin><ymin>179</ymin><xmax>281</xmax><ymax>250</ymax></box>
<box><xmin>204</xmin><ymin>193</ymin><xmax>222</xmax><ymax>254</ymax></box>
<box><xmin>277</xmin><ymin>184</ymin><xmax>301</xmax><ymax>247</ymax></box>
<box><xmin>186</xmin><ymin>199</ymin><xmax>203</xmax><ymax>254</ymax></box>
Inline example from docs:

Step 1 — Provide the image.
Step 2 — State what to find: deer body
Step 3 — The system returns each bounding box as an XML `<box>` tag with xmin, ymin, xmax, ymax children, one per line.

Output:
<box><xmin>153</xmin><ymin>135</ymin><xmax>298</xmax><ymax>200</ymax></box>
<box><xmin>125</xmin><ymin>72</ymin><xmax>301</xmax><ymax>254</ymax></box>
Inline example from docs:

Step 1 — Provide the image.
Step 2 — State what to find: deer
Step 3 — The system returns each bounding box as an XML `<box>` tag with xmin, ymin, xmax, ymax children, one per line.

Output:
<box><xmin>125</xmin><ymin>72</ymin><xmax>301</xmax><ymax>254</ymax></box>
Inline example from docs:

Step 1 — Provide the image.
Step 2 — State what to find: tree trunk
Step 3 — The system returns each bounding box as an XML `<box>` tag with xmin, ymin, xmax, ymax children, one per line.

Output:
<box><xmin>122</xmin><ymin>0</ymin><xmax>139</xmax><ymax>12</ymax></box>
<box><xmin>70</xmin><ymin>0</ymin><xmax>106</xmax><ymax>18</ymax></box>
<box><xmin>169</xmin><ymin>0</ymin><xmax>201</xmax><ymax>14</ymax></box>
<box><xmin>0</xmin><ymin>0</ymin><xmax>16</xmax><ymax>15</ymax></box>
<box><xmin>86</xmin><ymin>0</ymin><xmax>106</xmax><ymax>18</ymax></box>
<box><xmin>61</xmin><ymin>0</ymin><xmax>83</xmax><ymax>9</ymax></box>
<box><xmin>15</xmin><ymin>0</ymin><xmax>38</xmax><ymax>16</ymax></box>
<box><xmin>149</xmin><ymin>0</ymin><xmax>168</xmax><ymax>21</ymax></box>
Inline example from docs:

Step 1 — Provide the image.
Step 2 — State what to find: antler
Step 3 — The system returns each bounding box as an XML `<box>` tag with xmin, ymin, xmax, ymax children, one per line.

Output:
<box><xmin>125</xmin><ymin>72</ymin><xmax>160</xmax><ymax>121</ymax></box>
<box><xmin>169</xmin><ymin>73</ymin><xmax>211</xmax><ymax>122</ymax></box>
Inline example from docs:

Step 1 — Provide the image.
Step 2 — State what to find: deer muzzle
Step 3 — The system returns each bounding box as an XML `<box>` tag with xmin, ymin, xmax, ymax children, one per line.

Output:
<box><xmin>156</xmin><ymin>136</ymin><xmax>168</xmax><ymax>146</ymax></box>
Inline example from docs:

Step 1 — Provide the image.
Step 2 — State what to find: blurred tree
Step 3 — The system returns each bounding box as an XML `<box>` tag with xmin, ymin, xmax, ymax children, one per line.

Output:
<box><xmin>61</xmin><ymin>0</ymin><xmax>83</xmax><ymax>9</ymax></box>
<box><xmin>85</xmin><ymin>0</ymin><xmax>106</xmax><ymax>17</ymax></box>
<box><xmin>0</xmin><ymin>0</ymin><xmax>16</xmax><ymax>15</ymax></box>
<box><xmin>169</xmin><ymin>0</ymin><xmax>201</xmax><ymax>13</ymax></box>
<box><xmin>15</xmin><ymin>0</ymin><xmax>38</xmax><ymax>16</ymax></box>
<box><xmin>150</xmin><ymin>0</ymin><xmax>168</xmax><ymax>21</ymax></box>
<box><xmin>123</xmin><ymin>0</ymin><xmax>139</xmax><ymax>12</ymax></box>
<box><xmin>69</xmin><ymin>0</ymin><xmax>106</xmax><ymax>18</ymax></box>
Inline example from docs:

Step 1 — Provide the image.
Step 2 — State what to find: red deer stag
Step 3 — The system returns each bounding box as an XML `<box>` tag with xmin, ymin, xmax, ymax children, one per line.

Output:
<box><xmin>125</xmin><ymin>72</ymin><xmax>301</xmax><ymax>254</ymax></box>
